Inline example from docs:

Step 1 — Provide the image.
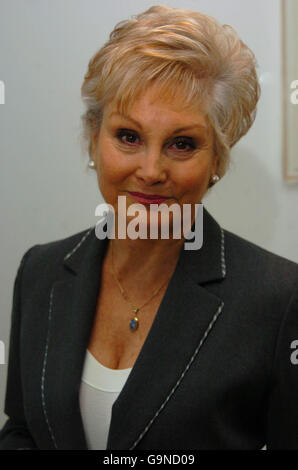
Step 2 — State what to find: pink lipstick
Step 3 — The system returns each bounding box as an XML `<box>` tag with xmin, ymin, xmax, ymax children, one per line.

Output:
<box><xmin>127</xmin><ymin>191</ymin><xmax>171</xmax><ymax>205</ymax></box>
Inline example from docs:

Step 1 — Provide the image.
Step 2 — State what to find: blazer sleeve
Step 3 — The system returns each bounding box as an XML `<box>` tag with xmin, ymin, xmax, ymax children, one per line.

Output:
<box><xmin>0</xmin><ymin>246</ymin><xmax>38</xmax><ymax>450</ymax></box>
<box><xmin>265</xmin><ymin>282</ymin><xmax>298</xmax><ymax>449</ymax></box>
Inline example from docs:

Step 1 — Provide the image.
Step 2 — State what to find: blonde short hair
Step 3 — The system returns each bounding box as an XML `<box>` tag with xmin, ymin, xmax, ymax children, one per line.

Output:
<box><xmin>81</xmin><ymin>4</ymin><xmax>261</xmax><ymax>177</ymax></box>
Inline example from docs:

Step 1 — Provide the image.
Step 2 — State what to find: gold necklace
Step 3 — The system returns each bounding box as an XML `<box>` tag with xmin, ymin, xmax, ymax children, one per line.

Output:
<box><xmin>110</xmin><ymin>240</ymin><xmax>170</xmax><ymax>332</ymax></box>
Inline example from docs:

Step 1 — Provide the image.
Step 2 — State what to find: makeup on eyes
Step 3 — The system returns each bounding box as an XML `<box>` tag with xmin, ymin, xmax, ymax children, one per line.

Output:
<box><xmin>108</xmin><ymin>111</ymin><xmax>206</xmax><ymax>138</ymax></box>
<box><xmin>115</xmin><ymin>129</ymin><xmax>198</xmax><ymax>150</ymax></box>
<box><xmin>115</xmin><ymin>129</ymin><xmax>198</xmax><ymax>140</ymax></box>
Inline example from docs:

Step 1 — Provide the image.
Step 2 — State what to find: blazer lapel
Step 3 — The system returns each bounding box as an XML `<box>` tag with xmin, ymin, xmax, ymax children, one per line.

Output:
<box><xmin>43</xmin><ymin>228</ymin><xmax>109</xmax><ymax>449</ymax></box>
<box><xmin>43</xmin><ymin>206</ymin><xmax>226</xmax><ymax>450</ymax></box>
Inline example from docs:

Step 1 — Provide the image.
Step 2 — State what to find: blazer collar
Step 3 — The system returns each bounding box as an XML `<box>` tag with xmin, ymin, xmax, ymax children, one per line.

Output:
<box><xmin>63</xmin><ymin>206</ymin><xmax>226</xmax><ymax>285</ymax></box>
<box><xmin>44</xmin><ymin>205</ymin><xmax>226</xmax><ymax>449</ymax></box>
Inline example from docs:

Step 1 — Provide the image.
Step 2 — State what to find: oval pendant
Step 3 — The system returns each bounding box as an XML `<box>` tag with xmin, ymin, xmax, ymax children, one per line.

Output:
<box><xmin>129</xmin><ymin>316</ymin><xmax>139</xmax><ymax>331</ymax></box>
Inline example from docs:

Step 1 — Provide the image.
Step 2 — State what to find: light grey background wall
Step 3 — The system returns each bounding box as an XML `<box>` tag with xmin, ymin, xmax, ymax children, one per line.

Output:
<box><xmin>0</xmin><ymin>0</ymin><xmax>297</xmax><ymax>429</ymax></box>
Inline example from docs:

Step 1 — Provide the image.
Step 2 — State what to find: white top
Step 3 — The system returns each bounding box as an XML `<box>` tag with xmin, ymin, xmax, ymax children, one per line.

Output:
<box><xmin>79</xmin><ymin>349</ymin><xmax>132</xmax><ymax>450</ymax></box>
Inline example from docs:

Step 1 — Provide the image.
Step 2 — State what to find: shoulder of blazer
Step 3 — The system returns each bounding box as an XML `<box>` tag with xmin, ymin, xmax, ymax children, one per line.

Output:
<box><xmin>19</xmin><ymin>227</ymin><xmax>95</xmax><ymax>287</ymax></box>
<box><xmin>223</xmin><ymin>228</ymin><xmax>298</xmax><ymax>273</ymax></box>
<box><xmin>222</xmin><ymin>228</ymin><xmax>298</xmax><ymax>301</ymax></box>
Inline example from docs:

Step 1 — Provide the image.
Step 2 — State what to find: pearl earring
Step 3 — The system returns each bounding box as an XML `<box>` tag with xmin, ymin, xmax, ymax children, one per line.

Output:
<box><xmin>211</xmin><ymin>174</ymin><xmax>219</xmax><ymax>184</ymax></box>
<box><xmin>88</xmin><ymin>159</ymin><xmax>96</xmax><ymax>169</ymax></box>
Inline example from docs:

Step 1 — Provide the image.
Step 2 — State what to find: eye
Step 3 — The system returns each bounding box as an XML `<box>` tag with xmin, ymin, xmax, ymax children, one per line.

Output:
<box><xmin>116</xmin><ymin>129</ymin><xmax>140</xmax><ymax>146</ymax></box>
<box><xmin>170</xmin><ymin>137</ymin><xmax>197</xmax><ymax>152</ymax></box>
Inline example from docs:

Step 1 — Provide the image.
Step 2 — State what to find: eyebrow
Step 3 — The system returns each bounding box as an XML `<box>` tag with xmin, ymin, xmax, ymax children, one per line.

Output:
<box><xmin>109</xmin><ymin>112</ymin><xmax>207</xmax><ymax>134</ymax></box>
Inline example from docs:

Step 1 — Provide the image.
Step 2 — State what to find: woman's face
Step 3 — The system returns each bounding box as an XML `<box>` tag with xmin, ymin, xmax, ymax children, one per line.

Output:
<box><xmin>91</xmin><ymin>84</ymin><xmax>218</xmax><ymax>236</ymax></box>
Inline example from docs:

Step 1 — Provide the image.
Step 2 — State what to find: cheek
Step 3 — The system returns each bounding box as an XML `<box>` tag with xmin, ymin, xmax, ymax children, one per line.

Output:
<box><xmin>173</xmin><ymin>160</ymin><xmax>211</xmax><ymax>194</ymax></box>
<box><xmin>97</xmin><ymin>143</ymin><xmax>128</xmax><ymax>184</ymax></box>
<box><xmin>182</xmin><ymin>173</ymin><xmax>206</xmax><ymax>189</ymax></box>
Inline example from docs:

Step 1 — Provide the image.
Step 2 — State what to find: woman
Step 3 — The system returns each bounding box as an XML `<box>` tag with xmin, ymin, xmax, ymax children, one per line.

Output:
<box><xmin>0</xmin><ymin>5</ymin><xmax>298</xmax><ymax>450</ymax></box>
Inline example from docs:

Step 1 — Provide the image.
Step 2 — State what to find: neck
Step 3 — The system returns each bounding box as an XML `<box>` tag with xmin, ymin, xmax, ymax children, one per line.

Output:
<box><xmin>107</xmin><ymin>236</ymin><xmax>185</xmax><ymax>287</ymax></box>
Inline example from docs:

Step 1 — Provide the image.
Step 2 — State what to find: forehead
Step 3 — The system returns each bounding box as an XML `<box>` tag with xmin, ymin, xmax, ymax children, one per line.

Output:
<box><xmin>105</xmin><ymin>86</ymin><xmax>209</xmax><ymax>130</ymax></box>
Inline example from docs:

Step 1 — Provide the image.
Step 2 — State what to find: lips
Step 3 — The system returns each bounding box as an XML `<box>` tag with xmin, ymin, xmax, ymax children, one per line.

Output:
<box><xmin>127</xmin><ymin>191</ymin><xmax>171</xmax><ymax>205</ymax></box>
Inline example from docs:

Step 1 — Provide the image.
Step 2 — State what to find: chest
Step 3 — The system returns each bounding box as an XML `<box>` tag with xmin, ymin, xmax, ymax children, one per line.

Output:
<box><xmin>87</xmin><ymin>273</ymin><xmax>166</xmax><ymax>370</ymax></box>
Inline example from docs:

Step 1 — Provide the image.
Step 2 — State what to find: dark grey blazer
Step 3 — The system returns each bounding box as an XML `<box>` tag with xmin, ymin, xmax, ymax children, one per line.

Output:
<box><xmin>0</xmin><ymin>207</ymin><xmax>298</xmax><ymax>450</ymax></box>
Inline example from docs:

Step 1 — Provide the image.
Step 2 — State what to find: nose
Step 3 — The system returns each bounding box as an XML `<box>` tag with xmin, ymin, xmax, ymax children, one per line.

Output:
<box><xmin>135</xmin><ymin>146</ymin><xmax>167</xmax><ymax>185</ymax></box>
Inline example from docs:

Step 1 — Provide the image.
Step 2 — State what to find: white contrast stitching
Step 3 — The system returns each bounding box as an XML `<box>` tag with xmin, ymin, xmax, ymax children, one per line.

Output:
<box><xmin>63</xmin><ymin>228</ymin><xmax>94</xmax><ymax>261</ymax></box>
<box><xmin>220</xmin><ymin>227</ymin><xmax>226</xmax><ymax>278</ymax></box>
<box><xmin>40</xmin><ymin>227</ymin><xmax>93</xmax><ymax>448</ymax></box>
<box><xmin>129</xmin><ymin>301</ymin><xmax>225</xmax><ymax>450</ymax></box>
<box><xmin>41</xmin><ymin>285</ymin><xmax>58</xmax><ymax>449</ymax></box>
